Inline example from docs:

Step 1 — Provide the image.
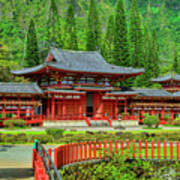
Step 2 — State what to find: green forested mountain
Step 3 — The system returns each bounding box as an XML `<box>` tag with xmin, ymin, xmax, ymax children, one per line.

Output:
<box><xmin>0</xmin><ymin>0</ymin><xmax>179</xmax><ymax>79</ymax></box>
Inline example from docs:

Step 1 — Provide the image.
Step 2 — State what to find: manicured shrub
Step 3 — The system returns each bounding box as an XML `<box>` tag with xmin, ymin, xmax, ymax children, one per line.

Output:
<box><xmin>16</xmin><ymin>133</ymin><xmax>28</xmax><ymax>143</ymax></box>
<box><xmin>46</xmin><ymin>128</ymin><xmax>64</xmax><ymax>139</ymax></box>
<box><xmin>3</xmin><ymin>119</ymin><xmax>26</xmax><ymax>128</ymax></box>
<box><xmin>143</xmin><ymin>114</ymin><xmax>159</xmax><ymax>128</ymax></box>
<box><xmin>1</xmin><ymin>134</ymin><xmax>17</xmax><ymax>144</ymax></box>
<box><xmin>29</xmin><ymin>134</ymin><xmax>53</xmax><ymax>144</ymax></box>
<box><xmin>173</xmin><ymin>117</ymin><xmax>180</xmax><ymax>126</ymax></box>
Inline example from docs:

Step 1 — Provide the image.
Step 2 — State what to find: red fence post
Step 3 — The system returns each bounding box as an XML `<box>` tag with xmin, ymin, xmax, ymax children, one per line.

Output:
<box><xmin>99</xmin><ymin>141</ymin><xmax>102</xmax><ymax>159</ymax></box>
<box><xmin>126</xmin><ymin>140</ymin><xmax>130</xmax><ymax>150</ymax></box>
<box><xmin>80</xmin><ymin>142</ymin><xmax>83</xmax><ymax>161</ymax></box>
<box><xmin>133</xmin><ymin>140</ymin><xmax>136</xmax><ymax>159</ymax></box>
<box><xmin>151</xmin><ymin>141</ymin><xmax>154</xmax><ymax>159</ymax></box>
<box><xmin>139</xmin><ymin>141</ymin><xmax>142</xmax><ymax>159</ymax></box>
<box><xmin>84</xmin><ymin>142</ymin><xmax>87</xmax><ymax>161</ymax></box>
<box><xmin>48</xmin><ymin>148</ymin><xmax>52</xmax><ymax>166</ymax></box>
<box><xmin>121</xmin><ymin>141</ymin><xmax>124</xmax><ymax>156</ymax></box>
<box><xmin>63</xmin><ymin>145</ymin><xmax>66</xmax><ymax>166</ymax></box>
<box><xmin>76</xmin><ymin>143</ymin><xmax>79</xmax><ymax>162</ymax></box>
<box><xmin>115</xmin><ymin>140</ymin><xmax>118</xmax><ymax>154</ymax></box>
<box><xmin>145</xmin><ymin>140</ymin><xmax>148</xmax><ymax>159</ymax></box>
<box><xmin>104</xmin><ymin>141</ymin><xmax>107</xmax><ymax>159</ymax></box>
<box><xmin>68</xmin><ymin>144</ymin><xmax>71</xmax><ymax>164</ymax></box>
<box><xmin>177</xmin><ymin>141</ymin><xmax>179</xmax><ymax>160</ymax></box>
<box><xmin>71</xmin><ymin>144</ymin><xmax>74</xmax><ymax>163</ymax></box>
<box><xmin>54</xmin><ymin>148</ymin><xmax>58</xmax><ymax>168</ymax></box>
<box><xmin>89</xmin><ymin>141</ymin><xmax>92</xmax><ymax>160</ymax></box>
<box><xmin>157</xmin><ymin>141</ymin><xmax>161</xmax><ymax>159</ymax></box>
<box><xmin>32</xmin><ymin>149</ymin><xmax>36</xmax><ymax>169</ymax></box>
<box><xmin>109</xmin><ymin>141</ymin><xmax>112</xmax><ymax>155</ymax></box>
<box><xmin>164</xmin><ymin>141</ymin><xmax>167</xmax><ymax>159</ymax></box>
<box><xmin>94</xmin><ymin>141</ymin><xmax>96</xmax><ymax>160</ymax></box>
<box><xmin>170</xmin><ymin>141</ymin><xmax>173</xmax><ymax>160</ymax></box>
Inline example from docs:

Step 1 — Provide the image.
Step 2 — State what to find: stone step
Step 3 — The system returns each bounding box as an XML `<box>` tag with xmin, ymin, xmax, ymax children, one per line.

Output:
<box><xmin>43</xmin><ymin>120</ymin><xmax>88</xmax><ymax>127</ymax></box>
<box><xmin>89</xmin><ymin>120</ymin><xmax>109</xmax><ymax>127</ymax></box>
<box><xmin>112</xmin><ymin>120</ymin><xmax>139</xmax><ymax>127</ymax></box>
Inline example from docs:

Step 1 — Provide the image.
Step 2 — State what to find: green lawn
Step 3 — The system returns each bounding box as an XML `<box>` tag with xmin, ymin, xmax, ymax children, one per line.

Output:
<box><xmin>0</xmin><ymin>128</ymin><xmax>180</xmax><ymax>135</ymax></box>
<box><xmin>0</xmin><ymin>130</ymin><xmax>86</xmax><ymax>135</ymax></box>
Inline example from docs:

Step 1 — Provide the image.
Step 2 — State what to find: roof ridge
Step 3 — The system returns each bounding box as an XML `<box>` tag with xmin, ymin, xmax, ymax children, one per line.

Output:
<box><xmin>0</xmin><ymin>82</ymin><xmax>35</xmax><ymax>85</ymax></box>
<box><xmin>51</xmin><ymin>47</ymin><xmax>99</xmax><ymax>54</ymax></box>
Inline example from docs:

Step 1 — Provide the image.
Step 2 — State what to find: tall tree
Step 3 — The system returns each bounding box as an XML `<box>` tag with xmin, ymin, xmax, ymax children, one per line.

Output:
<box><xmin>65</xmin><ymin>4</ymin><xmax>78</xmax><ymax>50</ymax></box>
<box><xmin>25</xmin><ymin>19</ymin><xmax>40</xmax><ymax>67</ymax></box>
<box><xmin>129</xmin><ymin>0</ymin><xmax>144</xmax><ymax>68</ymax></box>
<box><xmin>140</xmin><ymin>24</ymin><xmax>154</xmax><ymax>87</ymax></box>
<box><xmin>113</xmin><ymin>0</ymin><xmax>130</xmax><ymax>67</ymax></box>
<box><xmin>47</xmin><ymin>0</ymin><xmax>62</xmax><ymax>47</ymax></box>
<box><xmin>86</xmin><ymin>0</ymin><xmax>101</xmax><ymax>51</ymax></box>
<box><xmin>172</xmin><ymin>43</ymin><xmax>179</xmax><ymax>73</ymax></box>
<box><xmin>0</xmin><ymin>43</ymin><xmax>9</xmax><ymax>61</ymax></box>
<box><xmin>101</xmin><ymin>14</ymin><xmax>115</xmax><ymax>63</ymax></box>
<box><xmin>151</xmin><ymin>30</ymin><xmax>160</xmax><ymax>78</ymax></box>
<box><xmin>158</xmin><ymin>3</ymin><xmax>172</xmax><ymax>63</ymax></box>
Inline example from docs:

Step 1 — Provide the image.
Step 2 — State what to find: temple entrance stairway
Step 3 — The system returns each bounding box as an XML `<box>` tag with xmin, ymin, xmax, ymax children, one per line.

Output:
<box><xmin>43</xmin><ymin>119</ymin><xmax>139</xmax><ymax>128</ymax></box>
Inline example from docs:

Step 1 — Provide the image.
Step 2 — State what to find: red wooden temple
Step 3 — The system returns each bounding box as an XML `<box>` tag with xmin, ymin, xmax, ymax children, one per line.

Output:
<box><xmin>0</xmin><ymin>48</ymin><xmax>179</xmax><ymax>126</ymax></box>
<box><xmin>151</xmin><ymin>72</ymin><xmax>180</xmax><ymax>93</ymax></box>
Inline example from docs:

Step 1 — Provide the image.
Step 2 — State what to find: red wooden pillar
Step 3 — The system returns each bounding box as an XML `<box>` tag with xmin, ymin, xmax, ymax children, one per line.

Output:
<box><xmin>124</xmin><ymin>100</ymin><xmax>127</xmax><ymax>120</ymax></box>
<box><xmin>47</xmin><ymin>98</ymin><xmax>50</xmax><ymax>119</ymax></box>
<box><xmin>62</xmin><ymin>97</ymin><xmax>66</xmax><ymax>119</ymax></box>
<box><xmin>31</xmin><ymin>98</ymin><xmax>35</xmax><ymax>120</ymax></box>
<box><xmin>140</xmin><ymin>108</ymin><xmax>144</xmax><ymax>121</ymax></box>
<box><xmin>115</xmin><ymin>100</ymin><xmax>118</xmax><ymax>120</ymax></box>
<box><xmin>79</xmin><ymin>97</ymin><xmax>82</xmax><ymax>118</ymax></box>
<box><xmin>2</xmin><ymin>105</ymin><xmax>5</xmax><ymax>119</ymax></box>
<box><xmin>161</xmin><ymin>109</ymin><xmax>164</xmax><ymax>120</ymax></box>
<box><xmin>17</xmin><ymin>106</ymin><xmax>20</xmax><ymax>118</ymax></box>
<box><xmin>151</xmin><ymin>108</ymin><xmax>154</xmax><ymax>115</ymax></box>
<box><xmin>171</xmin><ymin>110</ymin><xmax>174</xmax><ymax>122</ymax></box>
<box><xmin>51</xmin><ymin>95</ymin><xmax>55</xmax><ymax>120</ymax></box>
<box><xmin>131</xmin><ymin>107</ymin><xmax>134</xmax><ymax>120</ymax></box>
<box><xmin>17</xmin><ymin>97</ymin><xmax>20</xmax><ymax>118</ymax></box>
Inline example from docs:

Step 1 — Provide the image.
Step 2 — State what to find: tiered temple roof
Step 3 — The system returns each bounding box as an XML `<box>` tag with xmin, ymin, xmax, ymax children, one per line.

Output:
<box><xmin>12</xmin><ymin>48</ymin><xmax>144</xmax><ymax>76</ymax></box>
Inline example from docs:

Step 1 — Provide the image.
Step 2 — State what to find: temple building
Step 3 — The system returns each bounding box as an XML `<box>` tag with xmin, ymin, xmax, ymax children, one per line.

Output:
<box><xmin>0</xmin><ymin>48</ymin><xmax>180</xmax><ymax>127</ymax></box>
<box><xmin>151</xmin><ymin>72</ymin><xmax>180</xmax><ymax>93</ymax></box>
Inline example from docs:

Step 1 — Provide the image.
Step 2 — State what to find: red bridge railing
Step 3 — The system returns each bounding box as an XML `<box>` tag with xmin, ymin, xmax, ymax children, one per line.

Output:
<box><xmin>32</xmin><ymin>140</ymin><xmax>62</xmax><ymax>180</ymax></box>
<box><xmin>54</xmin><ymin>140</ymin><xmax>180</xmax><ymax>169</ymax></box>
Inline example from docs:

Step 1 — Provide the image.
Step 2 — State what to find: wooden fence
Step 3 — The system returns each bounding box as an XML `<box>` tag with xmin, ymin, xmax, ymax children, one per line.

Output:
<box><xmin>54</xmin><ymin>140</ymin><xmax>180</xmax><ymax>169</ymax></box>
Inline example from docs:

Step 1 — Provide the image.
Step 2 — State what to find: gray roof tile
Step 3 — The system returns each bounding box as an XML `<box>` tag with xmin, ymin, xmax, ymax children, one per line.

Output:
<box><xmin>106</xmin><ymin>91</ymin><xmax>137</xmax><ymax>95</ymax></box>
<box><xmin>173</xmin><ymin>91</ymin><xmax>180</xmax><ymax>97</ymax></box>
<box><xmin>12</xmin><ymin>48</ymin><xmax>144</xmax><ymax>75</ymax></box>
<box><xmin>45</xmin><ymin>89</ymin><xmax>85</xmax><ymax>94</ymax></box>
<box><xmin>151</xmin><ymin>73</ymin><xmax>180</xmax><ymax>82</ymax></box>
<box><xmin>0</xmin><ymin>83</ymin><xmax>42</xmax><ymax>94</ymax></box>
<box><xmin>134</xmin><ymin>88</ymin><xmax>172</xmax><ymax>97</ymax></box>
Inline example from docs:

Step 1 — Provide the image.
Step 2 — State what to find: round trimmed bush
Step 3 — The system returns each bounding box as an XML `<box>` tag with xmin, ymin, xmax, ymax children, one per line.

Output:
<box><xmin>3</xmin><ymin>119</ymin><xmax>26</xmax><ymax>128</ymax></box>
<box><xmin>173</xmin><ymin>117</ymin><xmax>180</xmax><ymax>126</ymax></box>
<box><xmin>46</xmin><ymin>128</ymin><xmax>64</xmax><ymax>139</ymax></box>
<box><xmin>143</xmin><ymin>114</ymin><xmax>159</xmax><ymax>128</ymax></box>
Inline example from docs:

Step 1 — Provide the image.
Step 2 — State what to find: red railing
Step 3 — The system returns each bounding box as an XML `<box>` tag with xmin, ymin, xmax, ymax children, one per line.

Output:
<box><xmin>121</xmin><ymin>115</ymin><xmax>139</xmax><ymax>120</ymax></box>
<box><xmin>33</xmin><ymin>149</ymin><xmax>49</xmax><ymax>180</ymax></box>
<box><xmin>32</xmin><ymin>140</ymin><xmax>62</xmax><ymax>180</ymax></box>
<box><xmin>54</xmin><ymin>140</ymin><xmax>180</xmax><ymax>169</ymax></box>
<box><xmin>0</xmin><ymin>115</ymin><xmax>44</xmax><ymax>127</ymax></box>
